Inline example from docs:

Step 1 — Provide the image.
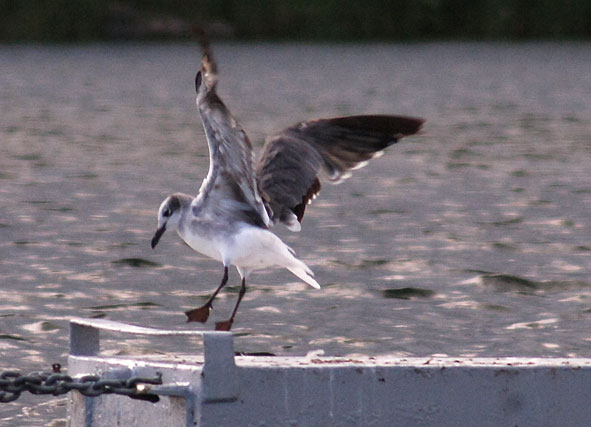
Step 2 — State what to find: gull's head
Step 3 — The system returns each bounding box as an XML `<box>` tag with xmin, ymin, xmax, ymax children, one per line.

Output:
<box><xmin>151</xmin><ymin>194</ymin><xmax>183</xmax><ymax>249</ymax></box>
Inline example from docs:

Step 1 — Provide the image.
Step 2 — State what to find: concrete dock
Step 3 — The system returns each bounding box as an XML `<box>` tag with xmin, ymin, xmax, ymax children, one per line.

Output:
<box><xmin>67</xmin><ymin>318</ymin><xmax>591</xmax><ymax>426</ymax></box>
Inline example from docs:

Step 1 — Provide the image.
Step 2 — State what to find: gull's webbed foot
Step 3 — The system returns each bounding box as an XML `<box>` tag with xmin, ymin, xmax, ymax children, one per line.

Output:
<box><xmin>214</xmin><ymin>319</ymin><xmax>233</xmax><ymax>331</ymax></box>
<box><xmin>185</xmin><ymin>304</ymin><xmax>211</xmax><ymax>323</ymax></box>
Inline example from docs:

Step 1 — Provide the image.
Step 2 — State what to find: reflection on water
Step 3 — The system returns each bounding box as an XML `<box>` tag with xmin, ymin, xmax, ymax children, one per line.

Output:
<box><xmin>1</xmin><ymin>42</ymin><xmax>590</xmax><ymax>424</ymax></box>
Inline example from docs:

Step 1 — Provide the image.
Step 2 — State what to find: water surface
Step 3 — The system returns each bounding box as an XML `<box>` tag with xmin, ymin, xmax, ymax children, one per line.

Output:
<box><xmin>1</xmin><ymin>42</ymin><xmax>590</xmax><ymax>425</ymax></box>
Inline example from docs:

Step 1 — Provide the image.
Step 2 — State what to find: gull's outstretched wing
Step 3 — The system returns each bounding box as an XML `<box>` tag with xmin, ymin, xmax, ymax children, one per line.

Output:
<box><xmin>192</xmin><ymin>40</ymin><xmax>270</xmax><ymax>228</ymax></box>
<box><xmin>256</xmin><ymin>115</ymin><xmax>425</xmax><ymax>231</ymax></box>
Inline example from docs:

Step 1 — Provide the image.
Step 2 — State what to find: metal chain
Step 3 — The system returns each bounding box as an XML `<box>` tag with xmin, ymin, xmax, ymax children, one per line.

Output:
<box><xmin>0</xmin><ymin>366</ymin><xmax>162</xmax><ymax>403</ymax></box>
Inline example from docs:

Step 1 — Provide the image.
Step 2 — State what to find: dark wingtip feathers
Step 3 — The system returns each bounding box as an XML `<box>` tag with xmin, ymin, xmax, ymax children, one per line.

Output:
<box><xmin>392</xmin><ymin>116</ymin><xmax>425</xmax><ymax>137</ymax></box>
<box><xmin>191</xmin><ymin>27</ymin><xmax>217</xmax><ymax>90</ymax></box>
<box><xmin>292</xmin><ymin>178</ymin><xmax>321</xmax><ymax>222</ymax></box>
<box><xmin>327</xmin><ymin>115</ymin><xmax>425</xmax><ymax>139</ymax></box>
<box><xmin>191</xmin><ymin>26</ymin><xmax>212</xmax><ymax>62</ymax></box>
<box><xmin>195</xmin><ymin>71</ymin><xmax>202</xmax><ymax>93</ymax></box>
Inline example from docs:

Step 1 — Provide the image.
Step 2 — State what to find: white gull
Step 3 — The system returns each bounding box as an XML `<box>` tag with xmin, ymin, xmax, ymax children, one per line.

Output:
<box><xmin>151</xmin><ymin>40</ymin><xmax>424</xmax><ymax>330</ymax></box>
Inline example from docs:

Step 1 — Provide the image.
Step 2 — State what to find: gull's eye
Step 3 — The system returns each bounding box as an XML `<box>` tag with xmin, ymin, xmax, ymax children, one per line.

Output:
<box><xmin>163</xmin><ymin>208</ymin><xmax>172</xmax><ymax>218</ymax></box>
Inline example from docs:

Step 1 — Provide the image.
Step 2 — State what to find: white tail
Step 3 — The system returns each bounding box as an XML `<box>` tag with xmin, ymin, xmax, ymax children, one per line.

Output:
<box><xmin>286</xmin><ymin>257</ymin><xmax>320</xmax><ymax>289</ymax></box>
<box><xmin>230</xmin><ymin>226</ymin><xmax>320</xmax><ymax>289</ymax></box>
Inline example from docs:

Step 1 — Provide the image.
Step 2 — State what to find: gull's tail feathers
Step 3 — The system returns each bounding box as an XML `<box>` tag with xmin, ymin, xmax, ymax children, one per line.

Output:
<box><xmin>231</xmin><ymin>227</ymin><xmax>320</xmax><ymax>289</ymax></box>
<box><xmin>271</xmin><ymin>233</ymin><xmax>320</xmax><ymax>289</ymax></box>
<box><xmin>286</xmin><ymin>256</ymin><xmax>320</xmax><ymax>289</ymax></box>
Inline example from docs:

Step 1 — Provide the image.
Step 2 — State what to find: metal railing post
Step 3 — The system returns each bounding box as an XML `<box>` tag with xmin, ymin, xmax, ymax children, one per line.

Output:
<box><xmin>203</xmin><ymin>332</ymin><xmax>238</xmax><ymax>403</ymax></box>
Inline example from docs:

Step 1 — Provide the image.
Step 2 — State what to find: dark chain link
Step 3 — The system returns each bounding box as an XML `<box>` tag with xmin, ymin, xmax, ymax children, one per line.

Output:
<box><xmin>0</xmin><ymin>366</ymin><xmax>162</xmax><ymax>403</ymax></box>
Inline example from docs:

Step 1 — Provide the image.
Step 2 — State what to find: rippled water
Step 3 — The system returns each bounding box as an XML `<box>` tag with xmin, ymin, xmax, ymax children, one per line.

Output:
<box><xmin>1</xmin><ymin>42</ymin><xmax>590</xmax><ymax>424</ymax></box>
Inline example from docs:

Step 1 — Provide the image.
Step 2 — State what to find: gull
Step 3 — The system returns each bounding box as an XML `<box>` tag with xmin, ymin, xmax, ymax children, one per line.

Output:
<box><xmin>151</xmin><ymin>41</ymin><xmax>424</xmax><ymax>331</ymax></box>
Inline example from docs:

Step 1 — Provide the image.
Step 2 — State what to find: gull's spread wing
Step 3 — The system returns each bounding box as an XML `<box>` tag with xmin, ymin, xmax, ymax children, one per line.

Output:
<box><xmin>193</xmin><ymin>39</ymin><xmax>270</xmax><ymax>228</ymax></box>
<box><xmin>256</xmin><ymin>115</ymin><xmax>425</xmax><ymax>231</ymax></box>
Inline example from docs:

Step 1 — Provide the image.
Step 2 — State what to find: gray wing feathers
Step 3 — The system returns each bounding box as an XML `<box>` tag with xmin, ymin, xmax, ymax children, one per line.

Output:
<box><xmin>194</xmin><ymin>48</ymin><xmax>270</xmax><ymax>228</ymax></box>
<box><xmin>256</xmin><ymin>115</ymin><xmax>424</xmax><ymax>229</ymax></box>
<box><xmin>257</xmin><ymin>135</ymin><xmax>323</xmax><ymax>229</ymax></box>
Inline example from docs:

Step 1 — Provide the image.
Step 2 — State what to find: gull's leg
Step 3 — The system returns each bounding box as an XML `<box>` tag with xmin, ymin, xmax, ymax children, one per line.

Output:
<box><xmin>185</xmin><ymin>266</ymin><xmax>229</xmax><ymax>323</ymax></box>
<box><xmin>215</xmin><ymin>277</ymin><xmax>246</xmax><ymax>331</ymax></box>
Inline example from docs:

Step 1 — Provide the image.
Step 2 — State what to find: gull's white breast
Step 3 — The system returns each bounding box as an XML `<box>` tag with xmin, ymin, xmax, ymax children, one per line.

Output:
<box><xmin>177</xmin><ymin>228</ymin><xmax>224</xmax><ymax>263</ymax></box>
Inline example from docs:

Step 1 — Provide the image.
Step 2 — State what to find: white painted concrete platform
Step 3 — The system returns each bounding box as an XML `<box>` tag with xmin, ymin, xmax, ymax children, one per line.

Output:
<box><xmin>67</xmin><ymin>318</ymin><xmax>591</xmax><ymax>427</ymax></box>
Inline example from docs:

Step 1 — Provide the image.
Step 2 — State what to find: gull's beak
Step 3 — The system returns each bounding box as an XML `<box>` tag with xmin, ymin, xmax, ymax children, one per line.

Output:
<box><xmin>151</xmin><ymin>224</ymin><xmax>166</xmax><ymax>249</ymax></box>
